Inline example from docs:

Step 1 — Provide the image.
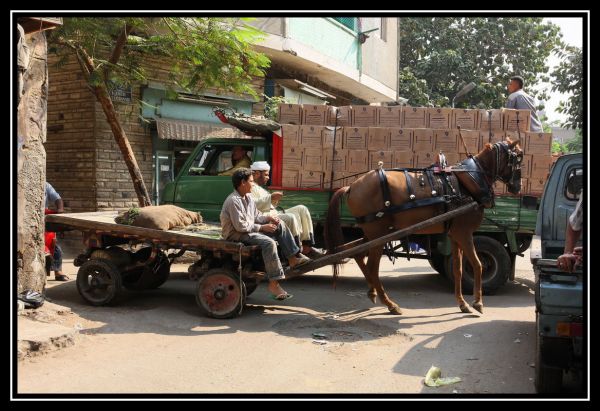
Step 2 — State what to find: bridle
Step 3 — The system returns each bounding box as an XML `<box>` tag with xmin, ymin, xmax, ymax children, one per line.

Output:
<box><xmin>492</xmin><ymin>141</ymin><xmax>523</xmax><ymax>185</ymax></box>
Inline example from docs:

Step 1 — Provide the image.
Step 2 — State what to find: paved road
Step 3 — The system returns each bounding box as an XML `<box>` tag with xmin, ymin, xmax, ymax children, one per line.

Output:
<box><xmin>18</xmin><ymin>243</ymin><xmax>561</xmax><ymax>396</ymax></box>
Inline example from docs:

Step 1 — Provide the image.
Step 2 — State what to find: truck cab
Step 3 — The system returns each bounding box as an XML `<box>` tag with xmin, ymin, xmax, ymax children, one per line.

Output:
<box><xmin>530</xmin><ymin>153</ymin><xmax>584</xmax><ymax>393</ymax></box>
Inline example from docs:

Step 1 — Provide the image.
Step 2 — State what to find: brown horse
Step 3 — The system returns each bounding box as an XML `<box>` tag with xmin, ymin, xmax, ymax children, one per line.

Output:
<box><xmin>325</xmin><ymin>140</ymin><xmax>523</xmax><ymax>315</ymax></box>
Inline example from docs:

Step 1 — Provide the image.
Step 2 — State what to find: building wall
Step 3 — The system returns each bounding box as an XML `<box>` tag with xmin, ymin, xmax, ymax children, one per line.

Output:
<box><xmin>361</xmin><ymin>18</ymin><xmax>398</xmax><ymax>94</ymax></box>
<box><xmin>287</xmin><ymin>18</ymin><xmax>359</xmax><ymax>69</ymax></box>
<box><xmin>46</xmin><ymin>55</ymin><xmax>97</xmax><ymax>212</ymax></box>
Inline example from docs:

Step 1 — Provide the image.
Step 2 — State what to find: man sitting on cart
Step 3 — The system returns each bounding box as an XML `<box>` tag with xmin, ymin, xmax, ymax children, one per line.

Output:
<box><xmin>220</xmin><ymin>168</ymin><xmax>311</xmax><ymax>300</ymax></box>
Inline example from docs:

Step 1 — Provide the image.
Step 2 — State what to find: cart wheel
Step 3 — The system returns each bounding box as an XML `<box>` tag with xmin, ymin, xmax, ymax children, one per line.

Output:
<box><xmin>123</xmin><ymin>252</ymin><xmax>170</xmax><ymax>291</ymax></box>
<box><xmin>195</xmin><ymin>268</ymin><xmax>246</xmax><ymax>319</ymax></box>
<box><xmin>76</xmin><ymin>259</ymin><xmax>122</xmax><ymax>306</ymax></box>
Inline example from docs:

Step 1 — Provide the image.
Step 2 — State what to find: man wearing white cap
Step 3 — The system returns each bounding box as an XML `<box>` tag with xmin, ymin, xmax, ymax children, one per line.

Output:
<box><xmin>250</xmin><ymin>161</ymin><xmax>325</xmax><ymax>259</ymax></box>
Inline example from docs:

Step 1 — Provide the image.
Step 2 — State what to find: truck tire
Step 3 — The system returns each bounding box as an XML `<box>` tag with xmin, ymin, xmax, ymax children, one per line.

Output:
<box><xmin>444</xmin><ymin>236</ymin><xmax>511</xmax><ymax>295</ymax></box>
<box><xmin>428</xmin><ymin>252</ymin><xmax>448</xmax><ymax>277</ymax></box>
<box><xmin>535</xmin><ymin>326</ymin><xmax>563</xmax><ymax>393</ymax></box>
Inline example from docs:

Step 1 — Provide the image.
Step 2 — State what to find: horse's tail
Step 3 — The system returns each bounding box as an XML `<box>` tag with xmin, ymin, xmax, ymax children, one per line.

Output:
<box><xmin>324</xmin><ymin>186</ymin><xmax>350</xmax><ymax>282</ymax></box>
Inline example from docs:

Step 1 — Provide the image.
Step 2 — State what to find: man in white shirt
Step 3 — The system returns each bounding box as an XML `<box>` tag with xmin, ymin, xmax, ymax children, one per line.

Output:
<box><xmin>249</xmin><ymin>161</ymin><xmax>325</xmax><ymax>259</ymax></box>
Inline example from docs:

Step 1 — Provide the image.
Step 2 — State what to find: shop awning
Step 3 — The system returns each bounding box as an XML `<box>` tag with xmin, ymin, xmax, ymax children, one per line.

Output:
<box><xmin>156</xmin><ymin>117</ymin><xmax>249</xmax><ymax>141</ymax></box>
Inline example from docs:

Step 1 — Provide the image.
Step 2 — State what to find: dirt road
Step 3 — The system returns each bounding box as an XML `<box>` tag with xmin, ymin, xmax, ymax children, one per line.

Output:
<box><xmin>18</xmin><ymin>247</ymin><xmax>542</xmax><ymax>396</ymax></box>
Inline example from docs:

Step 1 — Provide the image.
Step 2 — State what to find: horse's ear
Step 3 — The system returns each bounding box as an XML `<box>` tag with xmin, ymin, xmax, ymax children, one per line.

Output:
<box><xmin>484</xmin><ymin>143</ymin><xmax>493</xmax><ymax>150</ymax></box>
<box><xmin>509</xmin><ymin>140</ymin><xmax>520</xmax><ymax>149</ymax></box>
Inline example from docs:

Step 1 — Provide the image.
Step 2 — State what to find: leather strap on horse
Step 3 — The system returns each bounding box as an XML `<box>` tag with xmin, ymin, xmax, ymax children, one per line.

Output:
<box><xmin>377</xmin><ymin>168</ymin><xmax>393</xmax><ymax>208</ymax></box>
<box><xmin>355</xmin><ymin>196</ymin><xmax>448</xmax><ymax>224</ymax></box>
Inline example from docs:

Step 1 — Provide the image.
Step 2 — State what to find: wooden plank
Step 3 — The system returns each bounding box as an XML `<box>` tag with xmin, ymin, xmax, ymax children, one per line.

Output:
<box><xmin>285</xmin><ymin>202</ymin><xmax>479</xmax><ymax>278</ymax></box>
<box><xmin>45</xmin><ymin>212</ymin><xmax>259</xmax><ymax>255</ymax></box>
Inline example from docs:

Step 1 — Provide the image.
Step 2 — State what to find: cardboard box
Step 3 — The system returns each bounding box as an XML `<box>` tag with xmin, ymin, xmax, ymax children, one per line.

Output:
<box><xmin>343</xmin><ymin>127</ymin><xmax>368</xmax><ymax>150</ymax></box>
<box><xmin>323</xmin><ymin>171</ymin><xmax>347</xmax><ymax>190</ymax></box>
<box><xmin>530</xmin><ymin>155</ymin><xmax>553</xmax><ymax>179</ymax></box>
<box><xmin>352</xmin><ymin>106</ymin><xmax>378</xmax><ymax>127</ymax></box>
<box><xmin>525</xmin><ymin>132</ymin><xmax>553</xmax><ymax>155</ymax></box>
<box><xmin>519</xmin><ymin>154</ymin><xmax>533</xmax><ymax>178</ymax></box>
<box><xmin>443</xmin><ymin>152</ymin><xmax>461</xmax><ymax>166</ymax></box>
<box><xmin>303</xmin><ymin>148</ymin><xmax>325</xmax><ymax>172</ymax></box>
<box><xmin>414</xmin><ymin>151</ymin><xmax>436</xmax><ymax>168</ymax></box>
<box><xmin>452</xmin><ymin>109</ymin><xmax>479</xmax><ymax>130</ymax></box>
<box><xmin>413</xmin><ymin>128</ymin><xmax>434</xmax><ymax>152</ymax></box>
<box><xmin>434</xmin><ymin>129</ymin><xmax>459</xmax><ymax>153</ymax></box>
<box><xmin>281</xmin><ymin>170</ymin><xmax>299</xmax><ymax>188</ymax></box>
<box><xmin>402</xmin><ymin>106</ymin><xmax>428</xmax><ymax>128</ymax></box>
<box><xmin>504</xmin><ymin>130</ymin><xmax>526</xmax><ymax>145</ymax></box>
<box><xmin>299</xmin><ymin>171</ymin><xmax>323</xmax><ymax>189</ymax></box>
<box><xmin>369</xmin><ymin>150</ymin><xmax>394</xmax><ymax>169</ymax></box>
<box><xmin>479</xmin><ymin>130</ymin><xmax>505</xmax><ymax>145</ymax></box>
<box><xmin>427</xmin><ymin>107</ymin><xmax>452</xmax><ymax>129</ymax></box>
<box><xmin>327</xmin><ymin>106</ymin><xmax>352</xmax><ymax>126</ymax></box>
<box><xmin>528</xmin><ymin>177</ymin><xmax>546</xmax><ymax>195</ymax></box>
<box><xmin>344</xmin><ymin>172</ymin><xmax>362</xmax><ymax>186</ymax></box>
<box><xmin>278</xmin><ymin>104</ymin><xmax>303</xmax><ymax>125</ymax></box>
<box><xmin>299</xmin><ymin>125</ymin><xmax>324</xmax><ymax>147</ymax></box>
<box><xmin>478</xmin><ymin>109</ymin><xmax>503</xmax><ymax>131</ymax></box>
<box><xmin>323</xmin><ymin>148</ymin><xmax>348</xmax><ymax>172</ymax></box>
<box><xmin>457</xmin><ymin>130</ymin><xmax>481</xmax><ymax>153</ymax></box>
<box><xmin>347</xmin><ymin>150</ymin><xmax>369</xmax><ymax>172</ymax></box>
<box><xmin>393</xmin><ymin>151</ymin><xmax>413</xmax><ymax>168</ymax></box>
<box><xmin>390</xmin><ymin>128</ymin><xmax>412</xmax><ymax>150</ymax></box>
<box><xmin>282</xmin><ymin>146</ymin><xmax>303</xmax><ymax>171</ymax></box>
<box><xmin>281</xmin><ymin>124</ymin><xmax>300</xmax><ymax>147</ymax></box>
<box><xmin>503</xmin><ymin>108</ymin><xmax>531</xmax><ymax>132</ymax></box>
<box><xmin>367</xmin><ymin>127</ymin><xmax>391</xmax><ymax>150</ymax></box>
<box><xmin>302</xmin><ymin>104</ymin><xmax>328</xmax><ymax>125</ymax></box>
<box><xmin>322</xmin><ymin>126</ymin><xmax>343</xmax><ymax>149</ymax></box>
<box><xmin>377</xmin><ymin>106</ymin><xmax>403</xmax><ymax>126</ymax></box>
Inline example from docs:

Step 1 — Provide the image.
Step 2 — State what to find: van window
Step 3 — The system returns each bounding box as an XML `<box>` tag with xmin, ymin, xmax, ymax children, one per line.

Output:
<box><xmin>564</xmin><ymin>167</ymin><xmax>582</xmax><ymax>201</ymax></box>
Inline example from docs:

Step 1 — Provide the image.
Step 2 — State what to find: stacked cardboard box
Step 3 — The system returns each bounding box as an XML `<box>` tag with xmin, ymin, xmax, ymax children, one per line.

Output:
<box><xmin>278</xmin><ymin>104</ymin><xmax>553</xmax><ymax>195</ymax></box>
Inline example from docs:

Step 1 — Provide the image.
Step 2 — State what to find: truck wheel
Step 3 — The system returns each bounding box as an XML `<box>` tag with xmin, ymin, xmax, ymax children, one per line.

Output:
<box><xmin>196</xmin><ymin>268</ymin><xmax>246</xmax><ymax>319</ymax></box>
<box><xmin>444</xmin><ymin>236</ymin><xmax>511</xmax><ymax>295</ymax></box>
<box><xmin>428</xmin><ymin>252</ymin><xmax>448</xmax><ymax>277</ymax></box>
<box><xmin>76</xmin><ymin>259</ymin><xmax>122</xmax><ymax>306</ymax></box>
<box><xmin>516</xmin><ymin>234</ymin><xmax>533</xmax><ymax>254</ymax></box>
<box><xmin>535</xmin><ymin>329</ymin><xmax>563</xmax><ymax>393</ymax></box>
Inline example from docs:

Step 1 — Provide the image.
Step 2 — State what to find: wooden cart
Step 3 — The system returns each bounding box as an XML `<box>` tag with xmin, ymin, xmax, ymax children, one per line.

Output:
<box><xmin>46</xmin><ymin>202</ymin><xmax>478</xmax><ymax>318</ymax></box>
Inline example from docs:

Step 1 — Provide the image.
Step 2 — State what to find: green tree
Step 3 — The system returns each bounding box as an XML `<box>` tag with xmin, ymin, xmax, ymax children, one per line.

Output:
<box><xmin>550</xmin><ymin>45</ymin><xmax>583</xmax><ymax>130</ymax></box>
<box><xmin>48</xmin><ymin>17</ymin><xmax>270</xmax><ymax>206</ymax></box>
<box><xmin>398</xmin><ymin>17</ymin><xmax>561</xmax><ymax>110</ymax></box>
<box><xmin>564</xmin><ymin>129</ymin><xmax>583</xmax><ymax>153</ymax></box>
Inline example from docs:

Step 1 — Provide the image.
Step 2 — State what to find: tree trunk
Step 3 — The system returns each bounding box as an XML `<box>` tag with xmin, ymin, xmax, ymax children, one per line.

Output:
<box><xmin>17</xmin><ymin>30</ymin><xmax>49</xmax><ymax>294</ymax></box>
<box><xmin>94</xmin><ymin>85</ymin><xmax>152</xmax><ymax>207</ymax></box>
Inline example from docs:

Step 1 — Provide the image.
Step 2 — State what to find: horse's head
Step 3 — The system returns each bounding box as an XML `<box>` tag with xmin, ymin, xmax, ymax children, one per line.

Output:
<box><xmin>490</xmin><ymin>139</ymin><xmax>523</xmax><ymax>194</ymax></box>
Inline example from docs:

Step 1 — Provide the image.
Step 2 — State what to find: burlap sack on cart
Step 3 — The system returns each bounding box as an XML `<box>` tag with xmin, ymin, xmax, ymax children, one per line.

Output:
<box><xmin>116</xmin><ymin>205</ymin><xmax>202</xmax><ymax>230</ymax></box>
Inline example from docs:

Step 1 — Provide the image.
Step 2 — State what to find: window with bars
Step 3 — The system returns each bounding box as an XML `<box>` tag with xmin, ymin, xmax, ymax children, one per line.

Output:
<box><xmin>331</xmin><ymin>17</ymin><xmax>357</xmax><ymax>32</ymax></box>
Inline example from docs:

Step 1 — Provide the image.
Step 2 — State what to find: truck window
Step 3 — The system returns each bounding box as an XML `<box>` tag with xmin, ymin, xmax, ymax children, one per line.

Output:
<box><xmin>187</xmin><ymin>146</ymin><xmax>217</xmax><ymax>176</ymax></box>
<box><xmin>565</xmin><ymin>167</ymin><xmax>582</xmax><ymax>201</ymax></box>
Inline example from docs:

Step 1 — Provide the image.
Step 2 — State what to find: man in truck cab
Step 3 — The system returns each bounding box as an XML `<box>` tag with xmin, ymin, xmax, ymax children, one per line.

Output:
<box><xmin>220</xmin><ymin>168</ymin><xmax>311</xmax><ymax>300</ymax></box>
<box><xmin>249</xmin><ymin>161</ymin><xmax>325</xmax><ymax>260</ymax></box>
<box><xmin>218</xmin><ymin>145</ymin><xmax>252</xmax><ymax>176</ymax></box>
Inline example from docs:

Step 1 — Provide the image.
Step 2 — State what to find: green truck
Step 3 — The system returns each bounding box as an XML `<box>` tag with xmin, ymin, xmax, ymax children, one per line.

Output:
<box><xmin>161</xmin><ymin>135</ymin><xmax>540</xmax><ymax>294</ymax></box>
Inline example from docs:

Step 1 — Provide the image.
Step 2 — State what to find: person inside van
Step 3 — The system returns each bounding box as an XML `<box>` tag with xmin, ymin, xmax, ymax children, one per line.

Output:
<box><xmin>218</xmin><ymin>145</ymin><xmax>252</xmax><ymax>176</ymax></box>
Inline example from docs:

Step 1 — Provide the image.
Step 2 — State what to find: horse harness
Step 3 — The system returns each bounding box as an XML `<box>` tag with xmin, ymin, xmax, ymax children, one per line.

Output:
<box><xmin>355</xmin><ymin>166</ymin><xmax>469</xmax><ymax>225</ymax></box>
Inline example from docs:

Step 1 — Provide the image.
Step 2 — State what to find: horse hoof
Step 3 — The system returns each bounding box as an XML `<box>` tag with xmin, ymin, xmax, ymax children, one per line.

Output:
<box><xmin>472</xmin><ymin>303</ymin><xmax>483</xmax><ymax>314</ymax></box>
<box><xmin>460</xmin><ymin>304</ymin><xmax>472</xmax><ymax>313</ymax></box>
<box><xmin>389</xmin><ymin>306</ymin><xmax>403</xmax><ymax>315</ymax></box>
<box><xmin>368</xmin><ymin>293</ymin><xmax>377</xmax><ymax>304</ymax></box>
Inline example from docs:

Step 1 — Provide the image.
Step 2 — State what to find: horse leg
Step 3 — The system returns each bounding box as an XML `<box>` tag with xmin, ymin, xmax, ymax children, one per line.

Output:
<box><xmin>461</xmin><ymin>239</ymin><xmax>484</xmax><ymax>314</ymax></box>
<box><xmin>451</xmin><ymin>241</ymin><xmax>472</xmax><ymax>313</ymax></box>
<box><xmin>354</xmin><ymin>253</ymin><xmax>377</xmax><ymax>303</ymax></box>
<box><xmin>366</xmin><ymin>247</ymin><xmax>402</xmax><ymax>315</ymax></box>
